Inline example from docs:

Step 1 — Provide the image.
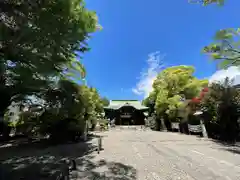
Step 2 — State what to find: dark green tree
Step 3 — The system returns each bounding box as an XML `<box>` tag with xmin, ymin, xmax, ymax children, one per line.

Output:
<box><xmin>14</xmin><ymin>79</ymin><xmax>105</xmax><ymax>142</ymax></box>
<box><xmin>0</xmin><ymin>0</ymin><xmax>99</xmax><ymax>123</ymax></box>
<box><xmin>201</xmin><ymin>78</ymin><xmax>240</xmax><ymax>141</ymax></box>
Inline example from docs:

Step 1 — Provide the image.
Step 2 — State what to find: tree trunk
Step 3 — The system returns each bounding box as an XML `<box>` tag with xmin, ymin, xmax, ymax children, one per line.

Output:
<box><xmin>0</xmin><ymin>90</ymin><xmax>12</xmax><ymax>139</ymax></box>
<box><xmin>83</xmin><ymin>122</ymin><xmax>88</xmax><ymax>141</ymax></box>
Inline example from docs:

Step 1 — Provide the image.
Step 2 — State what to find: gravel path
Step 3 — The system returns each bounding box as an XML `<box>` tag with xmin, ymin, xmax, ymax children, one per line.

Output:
<box><xmin>72</xmin><ymin>129</ymin><xmax>240</xmax><ymax>180</ymax></box>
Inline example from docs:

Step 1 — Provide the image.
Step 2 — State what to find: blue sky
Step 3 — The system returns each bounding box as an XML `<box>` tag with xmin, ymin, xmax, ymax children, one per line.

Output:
<box><xmin>82</xmin><ymin>0</ymin><xmax>240</xmax><ymax>100</ymax></box>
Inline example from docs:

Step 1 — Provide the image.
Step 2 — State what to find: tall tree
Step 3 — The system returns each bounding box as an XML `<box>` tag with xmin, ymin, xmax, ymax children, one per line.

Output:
<box><xmin>201</xmin><ymin>78</ymin><xmax>240</xmax><ymax>141</ymax></box>
<box><xmin>0</xmin><ymin>0</ymin><xmax>99</xmax><ymax>120</ymax></box>
<box><xmin>150</xmin><ymin>66</ymin><xmax>208</xmax><ymax>122</ymax></box>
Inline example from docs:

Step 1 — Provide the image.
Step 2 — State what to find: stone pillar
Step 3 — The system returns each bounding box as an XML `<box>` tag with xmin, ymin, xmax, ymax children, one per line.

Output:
<box><xmin>200</xmin><ymin>119</ymin><xmax>208</xmax><ymax>138</ymax></box>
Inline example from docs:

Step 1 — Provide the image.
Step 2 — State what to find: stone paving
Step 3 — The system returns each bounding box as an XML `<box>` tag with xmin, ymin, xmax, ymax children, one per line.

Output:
<box><xmin>71</xmin><ymin>129</ymin><xmax>240</xmax><ymax>180</ymax></box>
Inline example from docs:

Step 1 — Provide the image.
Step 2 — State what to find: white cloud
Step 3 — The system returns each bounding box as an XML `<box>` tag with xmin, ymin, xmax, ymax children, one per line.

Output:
<box><xmin>209</xmin><ymin>66</ymin><xmax>240</xmax><ymax>85</ymax></box>
<box><xmin>132</xmin><ymin>51</ymin><xmax>166</xmax><ymax>98</ymax></box>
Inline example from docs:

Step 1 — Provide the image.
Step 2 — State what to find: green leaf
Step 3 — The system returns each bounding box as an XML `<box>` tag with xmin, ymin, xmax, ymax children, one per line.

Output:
<box><xmin>211</xmin><ymin>53</ymin><xmax>221</xmax><ymax>59</ymax></box>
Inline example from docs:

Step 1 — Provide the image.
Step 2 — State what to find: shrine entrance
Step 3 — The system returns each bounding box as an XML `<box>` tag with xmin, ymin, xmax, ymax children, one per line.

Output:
<box><xmin>104</xmin><ymin>100</ymin><xmax>149</xmax><ymax>126</ymax></box>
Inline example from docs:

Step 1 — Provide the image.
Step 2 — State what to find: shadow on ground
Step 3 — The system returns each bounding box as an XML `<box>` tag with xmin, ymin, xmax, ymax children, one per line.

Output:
<box><xmin>209</xmin><ymin>139</ymin><xmax>240</xmax><ymax>155</ymax></box>
<box><xmin>0</xmin><ymin>137</ymin><xmax>97</xmax><ymax>180</ymax></box>
<box><xmin>224</xmin><ymin>148</ymin><xmax>240</xmax><ymax>155</ymax></box>
<box><xmin>0</xmin><ymin>135</ymin><xmax>137</xmax><ymax>180</ymax></box>
<box><xmin>71</xmin><ymin>157</ymin><xmax>137</xmax><ymax>179</ymax></box>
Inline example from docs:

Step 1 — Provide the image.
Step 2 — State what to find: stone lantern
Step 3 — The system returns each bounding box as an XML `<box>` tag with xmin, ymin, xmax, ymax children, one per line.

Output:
<box><xmin>193</xmin><ymin>110</ymin><xmax>208</xmax><ymax>138</ymax></box>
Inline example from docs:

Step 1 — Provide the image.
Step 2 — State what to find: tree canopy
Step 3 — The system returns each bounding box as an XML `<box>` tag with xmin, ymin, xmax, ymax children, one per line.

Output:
<box><xmin>4</xmin><ymin>78</ymin><xmax>106</xmax><ymax>142</ymax></box>
<box><xmin>144</xmin><ymin>66</ymin><xmax>208</xmax><ymax>121</ymax></box>
<box><xmin>0</xmin><ymin>0</ymin><xmax>104</xmax><ymax>140</ymax></box>
<box><xmin>0</xmin><ymin>0</ymin><xmax>99</xmax><ymax>117</ymax></box>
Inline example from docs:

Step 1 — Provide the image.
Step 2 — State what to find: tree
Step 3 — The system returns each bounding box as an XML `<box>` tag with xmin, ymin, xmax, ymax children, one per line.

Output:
<box><xmin>203</xmin><ymin>29</ymin><xmax>240</xmax><ymax>68</ymax></box>
<box><xmin>0</xmin><ymin>0</ymin><xmax>99</xmax><ymax>122</ymax></box>
<box><xmin>153</xmin><ymin>66</ymin><xmax>207</xmax><ymax>116</ymax></box>
<box><xmin>146</xmin><ymin>66</ymin><xmax>208</xmax><ymax>129</ymax></box>
<box><xmin>12</xmin><ymin>79</ymin><xmax>105</xmax><ymax>142</ymax></box>
<box><xmin>189</xmin><ymin>0</ymin><xmax>240</xmax><ymax>68</ymax></box>
<box><xmin>186</xmin><ymin>87</ymin><xmax>209</xmax><ymax>113</ymax></box>
<box><xmin>143</xmin><ymin>91</ymin><xmax>157</xmax><ymax>115</ymax></box>
<box><xmin>90</xmin><ymin>88</ymin><xmax>104</xmax><ymax>114</ymax></box>
<box><xmin>201</xmin><ymin>78</ymin><xmax>240</xmax><ymax>141</ymax></box>
<box><xmin>77</xmin><ymin>85</ymin><xmax>104</xmax><ymax>129</ymax></box>
<box><xmin>101</xmin><ymin>97</ymin><xmax>110</xmax><ymax>107</ymax></box>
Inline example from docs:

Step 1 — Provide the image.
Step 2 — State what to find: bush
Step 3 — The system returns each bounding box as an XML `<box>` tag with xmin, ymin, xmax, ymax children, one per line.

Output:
<box><xmin>146</xmin><ymin>115</ymin><xmax>159</xmax><ymax>130</ymax></box>
<box><xmin>16</xmin><ymin>111</ymin><xmax>39</xmax><ymax>138</ymax></box>
<box><xmin>47</xmin><ymin>118</ymin><xmax>84</xmax><ymax>143</ymax></box>
<box><xmin>201</xmin><ymin>79</ymin><xmax>240</xmax><ymax>142</ymax></box>
<box><xmin>99</xmin><ymin>119</ymin><xmax>109</xmax><ymax>131</ymax></box>
<box><xmin>15</xmin><ymin>110</ymin><xmax>85</xmax><ymax>143</ymax></box>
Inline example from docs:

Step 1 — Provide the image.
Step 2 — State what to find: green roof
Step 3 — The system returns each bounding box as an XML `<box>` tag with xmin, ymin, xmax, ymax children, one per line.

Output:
<box><xmin>104</xmin><ymin>100</ymin><xmax>149</xmax><ymax>110</ymax></box>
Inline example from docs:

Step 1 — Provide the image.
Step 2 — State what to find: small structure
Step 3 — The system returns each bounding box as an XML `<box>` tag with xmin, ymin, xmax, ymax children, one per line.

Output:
<box><xmin>104</xmin><ymin>100</ymin><xmax>149</xmax><ymax>125</ymax></box>
<box><xmin>193</xmin><ymin>110</ymin><xmax>208</xmax><ymax>138</ymax></box>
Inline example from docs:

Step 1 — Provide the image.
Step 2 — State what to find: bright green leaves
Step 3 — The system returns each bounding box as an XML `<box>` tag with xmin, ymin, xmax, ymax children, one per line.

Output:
<box><xmin>189</xmin><ymin>0</ymin><xmax>224</xmax><ymax>6</ymax></box>
<box><xmin>215</xmin><ymin>29</ymin><xmax>234</xmax><ymax>40</ymax></box>
<box><xmin>44</xmin><ymin>80</ymin><xmax>105</xmax><ymax>123</ymax></box>
<box><xmin>64</xmin><ymin>57</ymin><xmax>87</xmax><ymax>82</ymax></box>
<box><xmin>203</xmin><ymin>0</ymin><xmax>224</xmax><ymax>6</ymax></box>
<box><xmin>211</xmin><ymin>52</ymin><xmax>222</xmax><ymax>59</ymax></box>
<box><xmin>78</xmin><ymin>85</ymin><xmax>105</xmax><ymax>122</ymax></box>
<box><xmin>166</xmin><ymin>95</ymin><xmax>183</xmax><ymax>119</ymax></box>
<box><xmin>154</xmin><ymin>66</ymin><xmax>196</xmax><ymax>97</ymax></box>
<box><xmin>147</xmin><ymin>66</ymin><xmax>208</xmax><ymax>121</ymax></box>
